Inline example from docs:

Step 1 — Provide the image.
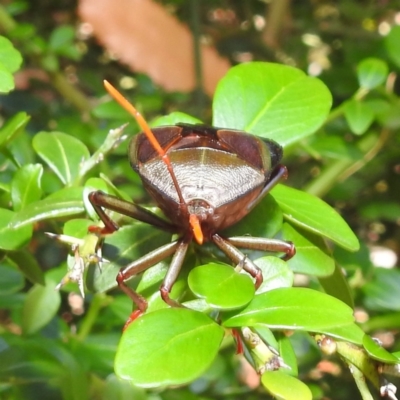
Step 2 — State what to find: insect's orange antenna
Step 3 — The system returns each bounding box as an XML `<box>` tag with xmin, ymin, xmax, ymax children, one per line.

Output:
<box><xmin>103</xmin><ymin>80</ymin><xmax>187</xmax><ymax>208</ymax></box>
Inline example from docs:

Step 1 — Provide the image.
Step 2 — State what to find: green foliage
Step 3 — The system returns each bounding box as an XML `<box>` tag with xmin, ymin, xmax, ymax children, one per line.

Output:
<box><xmin>0</xmin><ymin>3</ymin><xmax>400</xmax><ymax>400</ymax></box>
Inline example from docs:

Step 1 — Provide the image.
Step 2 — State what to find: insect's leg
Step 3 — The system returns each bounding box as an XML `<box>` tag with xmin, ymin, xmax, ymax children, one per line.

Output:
<box><xmin>116</xmin><ymin>241</ymin><xmax>179</xmax><ymax>313</ymax></box>
<box><xmin>212</xmin><ymin>233</ymin><xmax>263</xmax><ymax>289</ymax></box>
<box><xmin>160</xmin><ymin>234</ymin><xmax>192</xmax><ymax>308</ymax></box>
<box><xmin>88</xmin><ymin>190</ymin><xmax>178</xmax><ymax>234</ymax></box>
<box><xmin>227</xmin><ymin>236</ymin><xmax>296</xmax><ymax>261</ymax></box>
<box><xmin>246</xmin><ymin>165</ymin><xmax>288</xmax><ymax>211</ymax></box>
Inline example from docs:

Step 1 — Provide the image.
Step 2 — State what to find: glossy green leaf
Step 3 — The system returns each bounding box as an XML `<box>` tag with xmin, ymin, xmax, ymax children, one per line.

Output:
<box><xmin>276</xmin><ymin>333</ymin><xmax>298</xmax><ymax>376</ymax></box>
<box><xmin>325</xmin><ymin>323</ymin><xmax>364</xmax><ymax>345</ymax></box>
<box><xmin>32</xmin><ymin>131</ymin><xmax>90</xmax><ymax>185</ymax></box>
<box><xmin>0</xmin><ymin>36</ymin><xmax>23</xmax><ymax>73</ymax></box>
<box><xmin>188</xmin><ymin>263</ymin><xmax>255</xmax><ymax>310</ymax></box>
<box><xmin>0</xmin><ymin>208</ymin><xmax>32</xmax><ymax>250</ymax></box>
<box><xmin>115</xmin><ymin>308</ymin><xmax>224</xmax><ymax>387</ymax></box>
<box><xmin>152</xmin><ymin>112</ymin><xmax>202</xmax><ymax>126</ymax></box>
<box><xmin>362</xmin><ymin>335</ymin><xmax>399</xmax><ymax>364</ymax></box>
<box><xmin>223</xmin><ymin>194</ymin><xmax>283</xmax><ymax>239</ymax></box>
<box><xmin>362</xmin><ymin>268</ymin><xmax>400</xmax><ymax>311</ymax></box>
<box><xmin>255</xmin><ymin>256</ymin><xmax>293</xmax><ymax>293</ymax></box>
<box><xmin>213</xmin><ymin>62</ymin><xmax>332</xmax><ymax>147</ymax></box>
<box><xmin>357</xmin><ymin>58</ymin><xmax>388</xmax><ymax>89</ymax></box>
<box><xmin>272</xmin><ymin>184</ymin><xmax>359</xmax><ymax>252</ymax></box>
<box><xmin>282</xmin><ymin>223</ymin><xmax>335</xmax><ymax>276</ymax></box>
<box><xmin>21</xmin><ymin>277</ymin><xmax>61</xmax><ymax>334</ymax></box>
<box><xmin>385</xmin><ymin>25</ymin><xmax>400</xmax><ymax>68</ymax></box>
<box><xmin>0</xmin><ymin>112</ymin><xmax>30</xmax><ymax>149</ymax></box>
<box><xmin>344</xmin><ymin>99</ymin><xmax>374</xmax><ymax>135</ymax></box>
<box><xmin>10</xmin><ymin>187</ymin><xmax>84</xmax><ymax>228</ymax></box>
<box><xmin>8</xmin><ymin>250</ymin><xmax>45</xmax><ymax>285</ymax></box>
<box><xmin>223</xmin><ymin>288</ymin><xmax>354</xmax><ymax>333</ymax></box>
<box><xmin>0</xmin><ymin>262</ymin><xmax>25</xmax><ymax>295</ymax></box>
<box><xmin>11</xmin><ymin>164</ymin><xmax>43</xmax><ymax>211</ymax></box>
<box><xmin>262</xmin><ymin>371</ymin><xmax>312</xmax><ymax>400</ymax></box>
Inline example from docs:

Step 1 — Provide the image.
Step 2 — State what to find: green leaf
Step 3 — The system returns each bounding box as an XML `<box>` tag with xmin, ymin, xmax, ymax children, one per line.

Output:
<box><xmin>223</xmin><ymin>194</ymin><xmax>283</xmax><ymax>239</ymax></box>
<box><xmin>343</xmin><ymin>99</ymin><xmax>374</xmax><ymax>135</ymax></box>
<box><xmin>357</xmin><ymin>58</ymin><xmax>388</xmax><ymax>89</ymax></box>
<box><xmin>7</xmin><ymin>250</ymin><xmax>45</xmax><ymax>285</ymax></box>
<box><xmin>255</xmin><ymin>256</ymin><xmax>293</xmax><ymax>293</ymax></box>
<box><xmin>319</xmin><ymin>264</ymin><xmax>354</xmax><ymax>308</ymax></box>
<box><xmin>362</xmin><ymin>335</ymin><xmax>400</xmax><ymax>364</ymax></box>
<box><xmin>0</xmin><ymin>208</ymin><xmax>32</xmax><ymax>250</ymax></box>
<box><xmin>363</xmin><ymin>268</ymin><xmax>400</xmax><ymax>311</ymax></box>
<box><xmin>276</xmin><ymin>333</ymin><xmax>298</xmax><ymax>376</ymax></box>
<box><xmin>261</xmin><ymin>371</ymin><xmax>312</xmax><ymax>400</ymax></box>
<box><xmin>115</xmin><ymin>308</ymin><xmax>224</xmax><ymax>387</ymax></box>
<box><xmin>282</xmin><ymin>223</ymin><xmax>335</xmax><ymax>277</ymax></box>
<box><xmin>213</xmin><ymin>62</ymin><xmax>332</xmax><ymax>147</ymax></box>
<box><xmin>32</xmin><ymin>131</ymin><xmax>90</xmax><ymax>185</ymax></box>
<box><xmin>0</xmin><ymin>64</ymin><xmax>14</xmax><ymax>93</ymax></box>
<box><xmin>0</xmin><ymin>36</ymin><xmax>23</xmax><ymax>73</ymax></box>
<box><xmin>92</xmin><ymin>101</ymin><xmax>133</xmax><ymax>120</ymax></box>
<box><xmin>272</xmin><ymin>185</ymin><xmax>359</xmax><ymax>252</ymax></box>
<box><xmin>21</xmin><ymin>276</ymin><xmax>61</xmax><ymax>334</ymax></box>
<box><xmin>385</xmin><ymin>25</ymin><xmax>400</xmax><ymax>68</ymax></box>
<box><xmin>0</xmin><ymin>262</ymin><xmax>24</xmax><ymax>295</ymax></box>
<box><xmin>10</xmin><ymin>187</ymin><xmax>84</xmax><ymax>228</ymax></box>
<box><xmin>222</xmin><ymin>288</ymin><xmax>355</xmax><ymax>334</ymax></box>
<box><xmin>152</xmin><ymin>112</ymin><xmax>202</xmax><ymax>126</ymax></box>
<box><xmin>326</xmin><ymin>323</ymin><xmax>364</xmax><ymax>345</ymax></box>
<box><xmin>188</xmin><ymin>263</ymin><xmax>255</xmax><ymax>310</ymax></box>
<box><xmin>49</xmin><ymin>25</ymin><xmax>75</xmax><ymax>50</ymax></box>
<box><xmin>11</xmin><ymin>164</ymin><xmax>43</xmax><ymax>211</ymax></box>
<box><xmin>0</xmin><ymin>112</ymin><xmax>30</xmax><ymax>149</ymax></box>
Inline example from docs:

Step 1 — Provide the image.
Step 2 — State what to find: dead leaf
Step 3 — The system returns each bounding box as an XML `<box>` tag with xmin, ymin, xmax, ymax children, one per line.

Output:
<box><xmin>78</xmin><ymin>0</ymin><xmax>230</xmax><ymax>96</ymax></box>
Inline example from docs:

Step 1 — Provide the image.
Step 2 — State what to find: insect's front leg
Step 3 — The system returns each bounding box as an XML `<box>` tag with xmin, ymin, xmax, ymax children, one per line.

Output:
<box><xmin>88</xmin><ymin>190</ymin><xmax>179</xmax><ymax>234</ymax></box>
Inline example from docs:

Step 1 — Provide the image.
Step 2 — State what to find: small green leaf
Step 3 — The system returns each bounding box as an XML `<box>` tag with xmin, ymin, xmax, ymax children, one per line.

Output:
<box><xmin>10</xmin><ymin>187</ymin><xmax>84</xmax><ymax>228</ymax></box>
<box><xmin>357</xmin><ymin>58</ymin><xmax>388</xmax><ymax>89</ymax></box>
<box><xmin>385</xmin><ymin>25</ymin><xmax>400</xmax><ymax>68</ymax></box>
<box><xmin>0</xmin><ymin>36</ymin><xmax>23</xmax><ymax>73</ymax></box>
<box><xmin>11</xmin><ymin>164</ymin><xmax>43</xmax><ymax>211</ymax></box>
<box><xmin>115</xmin><ymin>308</ymin><xmax>224</xmax><ymax>387</ymax></box>
<box><xmin>363</xmin><ymin>268</ymin><xmax>400</xmax><ymax>311</ymax></box>
<box><xmin>344</xmin><ymin>99</ymin><xmax>374</xmax><ymax>135</ymax></box>
<box><xmin>0</xmin><ymin>112</ymin><xmax>30</xmax><ymax>149</ymax></box>
<box><xmin>152</xmin><ymin>112</ymin><xmax>202</xmax><ymax>127</ymax></box>
<box><xmin>255</xmin><ymin>256</ymin><xmax>293</xmax><ymax>293</ymax></box>
<box><xmin>362</xmin><ymin>335</ymin><xmax>400</xmax><ymax>364</ymax></box>
<box><xmin>49</xmin><ymin>25</ymin><xmax>75</xmax><ymax>50</ymax></box>
<box><xmin>272</xmin><ymin>185</ymin><xmax>359</xmax><ymax>252</ymax></box>
<box><xmin>188</xmin><ymin>263</ymin><xmax>255</xmax><ymax>310</ymax></box>
<box><xmin>0</xmin><ymin>64</ymin><xmax>14</xmax><ymax>93</ymax></box>
<box><xmin>33</xmin><ymin>131</ymin><xmax>90</xmax><ymax>185</ymax></box>
<box><xmin>262</xmin><ymin>371</ymin><xmax>312</xmax><ymax>400</ymax></box>
<box><xmin>223</xmin><ymin>287</ymin><xmax>354</xmax><ymax>334</ymax></box>
<box><xmin>276</xmin><ymin>333</ymin><xmax>298</xmax><ymax>376</ymax></box>
<box><xmin>319</xmin><ymin>264</ymin><xmax>354</xmax><ymax>308</ymax></box>
<box><xmin>213</xmin><ymin>62</ymin><xmax>332</xmax><ymax>147</ymax></box>
<box><xmin>282</xmin><ymin>223</ymin><xmax>335</xmax><ymax>277</ymax></box>
<box><xmin>92</xmin><ymin>101</ymin><xmax>133</xmax><ymax>120</ymax></box>
<box><xmin>0</xmin><ymin>208</ymin><xmax>32</xmax><ymax>250</ymax></box>
<box><xmin>7</xmin><ymin>250</ymin><xmax>45</xmax><ymax>285</ymax></box>
<box><xmin>0</xmin><ymin>262</ymin><xmax>25</xmax><ymax>295</ymax></box>
<box><xmin>21</xmin><ymin>277</ymin><xmax>61</xmax><ymax>334</ymax></box>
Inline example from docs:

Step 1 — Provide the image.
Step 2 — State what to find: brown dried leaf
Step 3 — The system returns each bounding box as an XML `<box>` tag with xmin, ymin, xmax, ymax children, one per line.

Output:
<box><xmin>78</xmin><ymin>0</ymin><xmax>230</xmax><ymax>95</ymax></box>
